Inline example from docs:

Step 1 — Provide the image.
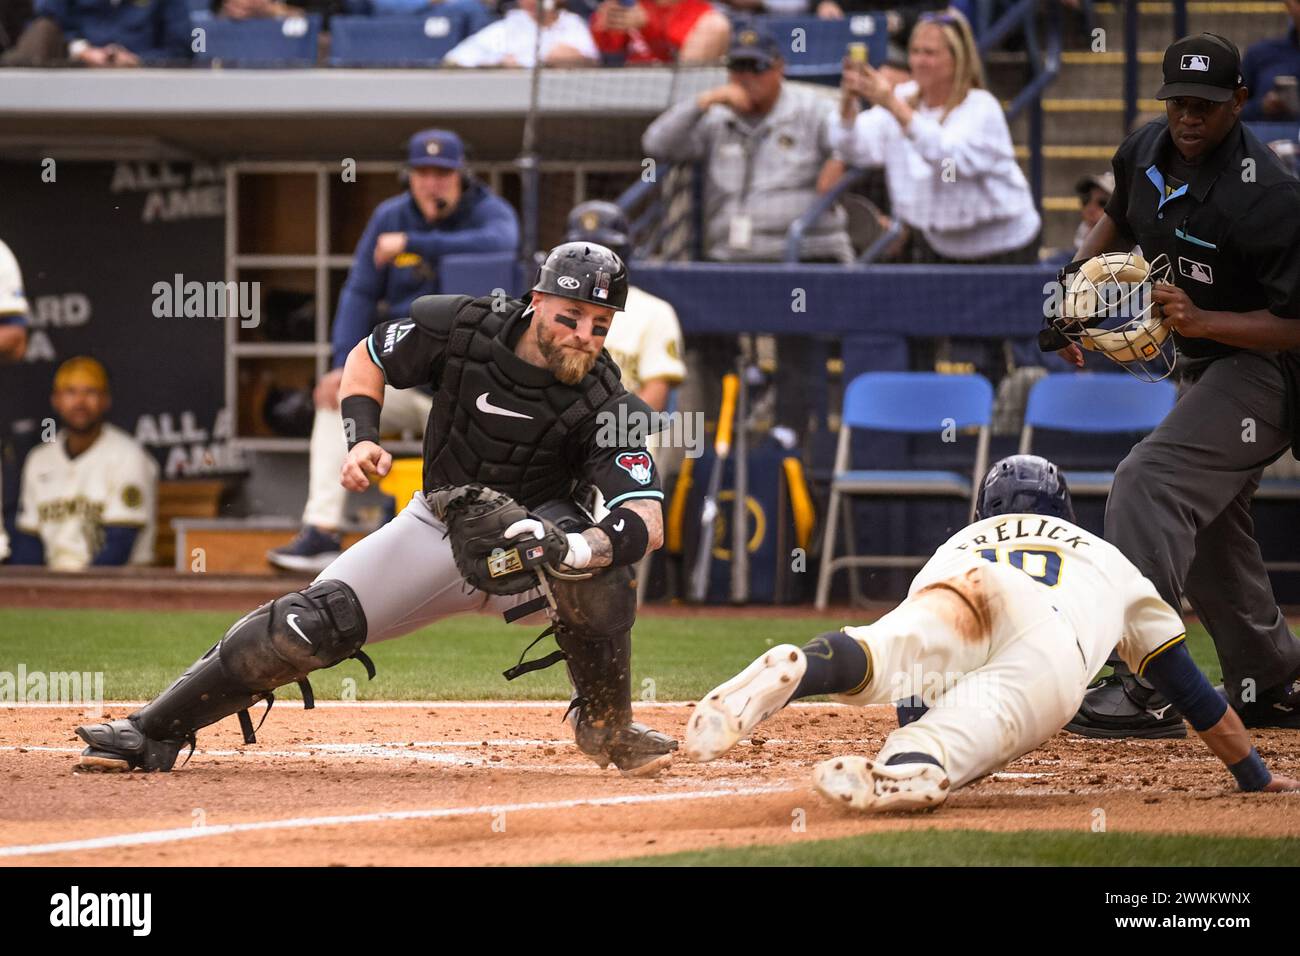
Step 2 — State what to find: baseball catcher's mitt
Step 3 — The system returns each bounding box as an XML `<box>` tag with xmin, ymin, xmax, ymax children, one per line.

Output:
<box><xmin>427</xmin><ymin>484</ymin><xmax>569</xmax><ymax>595</ymax></box>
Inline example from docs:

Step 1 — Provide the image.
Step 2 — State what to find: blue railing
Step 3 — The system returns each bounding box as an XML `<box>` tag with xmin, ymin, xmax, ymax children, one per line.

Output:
<box><xmin>1124</xmin><ymin>0</ymin><xmax>1188</xmax><ymax>131</ymax></box>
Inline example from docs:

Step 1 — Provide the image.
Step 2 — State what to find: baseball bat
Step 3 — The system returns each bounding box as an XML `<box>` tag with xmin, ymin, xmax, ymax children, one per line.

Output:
<box><xmin>690</xmin><ymin>372</ymin><xmax>739</xmax><ymax>602</ymax></box>
<box><xmin>729</xmin><ymin>360</ymin><xmax>750</xmax><ymax>605</ymax></box>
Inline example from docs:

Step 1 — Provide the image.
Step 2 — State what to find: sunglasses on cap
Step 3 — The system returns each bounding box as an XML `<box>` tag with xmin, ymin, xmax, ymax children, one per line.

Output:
<box><xmin>727</xmin><ymin>58</ymin><xmax>772</xmax><ymax>74</ymax></box>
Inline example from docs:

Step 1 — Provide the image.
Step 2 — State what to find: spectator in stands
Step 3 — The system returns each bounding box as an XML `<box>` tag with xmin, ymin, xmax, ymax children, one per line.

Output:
<box><xmin>11</xmin><ymin>357</ymin><xmax>158</xmax><ymax>571</ymax></box>
<box><xmin>1242</xmin><ymin>0</ymin><xmax>1300</xmax><ymax>121</ymax></box>
<box><xmin>642</xmin><ymin>23</ymin><xmax>853</xmax><ymax>262</ymax></box>
<box><xmin>211</xmin><ymin>0</ymin><xmax>347</xmax><ymax>28</ymax></box>
<box><xmin>591</xmin><ymin>0</ymin><xmax>729</xmax><ymax>64</ymax></box>
<box><xmin>350</xmin><ymin>0</ymin><xmax>493</xmax><ymax>36</ymax></box>
<box><xmin>444</xmin><ymin>0</ymin><xmax>597</xmax><ymax>67</ymax></box>
<box><xmin>831</xmin><ymin>7</ymin><xmax>1039</xmax><ymax>264</ymax></box>
<box><xmin>268</xmin><ymin>129</ymin><xmax>519</xmax><ymax>573</ymax></box>
<box><xmin>1</xmin><ymin>0</ymin><xmax>191</xmax><ymax>65</ymax></box>
<box><xmin>643</xmin><ymin>24</ymin><xmax>850</xmax><ymax>450</ymax></box>
<box><xmin>1072</xmin><ymin>170</ymin><xmax>1112</xmax><ymax>254</ymax></box>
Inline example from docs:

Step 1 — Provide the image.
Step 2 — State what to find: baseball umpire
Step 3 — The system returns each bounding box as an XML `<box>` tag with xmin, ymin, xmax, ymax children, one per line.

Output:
<box><xmin>1048</xmin><ymin>34</ymin><xmax>1300</xmax><ymax>736</ymax></box>
<box><xmin>74</xmin><ymin>241</ymin><xmax>679</xmax><ymax>776</ymax></box>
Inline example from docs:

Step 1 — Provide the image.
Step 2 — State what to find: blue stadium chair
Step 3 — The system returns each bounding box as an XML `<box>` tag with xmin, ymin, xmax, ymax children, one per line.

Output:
<box><xmin>328</xmin><ymin>14</ymin><xmax>469</xmax><ymax>67</ymax></box>
<box><xmin>439</xmin><ymin>252</ymin><xmax>520</xmax><ymax>298</ymax></box>
<box><xmin>1018</xmin><ymin>373</ymin><xmax>1175</xmax><ymax>495</ymax></box>
<box><xmin>195</xmin><ymin>15</ymin><xmax>323</xmax><ymax>67</ymax></box>
<box><xmin>758</xmin><ymin>14</ymin><xmax>887</xmax><ymax>81</ymax></box>
<box><xmin>814</xmin><ymin>371</ymin><xmax>994</xmax><ymax>609</ymax></box>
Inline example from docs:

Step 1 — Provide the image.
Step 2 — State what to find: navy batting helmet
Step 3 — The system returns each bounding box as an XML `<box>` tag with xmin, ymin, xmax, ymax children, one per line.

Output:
<box><xmin>532</xmin><ymin>241</ymin><xmax>628</xmax><ymax>311</ymax></box>
<box><xmin>974</xmin><ymin>455</ymin><xmax>1075</xmax><ymax>523</ymax></box>
<box><xmin>565</xmin><ymin>201</ymin><xmax>631</xmax><ymax>262</ymax></box>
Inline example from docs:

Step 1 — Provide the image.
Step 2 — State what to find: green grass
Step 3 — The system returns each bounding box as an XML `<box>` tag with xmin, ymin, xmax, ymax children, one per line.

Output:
<box><xmin>0</xmin><ymin>608</ymin><xmax>848</xmax><ymax>701</ymax></box>
<box><xmin>0</xmin><ymin>608</ymin><xmax>1222</xmax><ymax>701</ymax></box>
<box><xmin>596</xmin><ymin>829</ymin><xmax>1300</xmax><ymax>867</ymax></box>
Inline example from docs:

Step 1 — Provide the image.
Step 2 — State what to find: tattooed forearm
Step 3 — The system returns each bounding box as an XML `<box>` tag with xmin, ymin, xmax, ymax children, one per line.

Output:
<box><xmin>579</xmin><ymin>498</ymin><xmax>664</xmax><ymax>570</ymax></box>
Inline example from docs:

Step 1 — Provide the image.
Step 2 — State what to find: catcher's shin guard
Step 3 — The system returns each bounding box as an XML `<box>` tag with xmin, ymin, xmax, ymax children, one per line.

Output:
<box><xmin>550</xmin><ymin>567</ymin><xmax>677</xmax><ymax>776</ymax></box>
<box><xmin>76</xmin><ymin>580</ymin><xmax>372</xmax><ymax>772</ymax></box>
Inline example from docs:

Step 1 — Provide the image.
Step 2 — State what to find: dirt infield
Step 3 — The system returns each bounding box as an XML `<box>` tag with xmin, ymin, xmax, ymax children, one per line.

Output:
<box><xmin>3</xmin><ymin>702</ymin><xmax>1299</xmax><ymax>866</ymax></box>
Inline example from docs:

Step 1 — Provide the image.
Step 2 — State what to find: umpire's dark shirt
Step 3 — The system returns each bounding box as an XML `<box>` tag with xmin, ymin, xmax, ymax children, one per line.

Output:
<box><xmin>1106</xmin><ymin>118</ymin><xmax>1300</xmax><ymax>359</ymax></box>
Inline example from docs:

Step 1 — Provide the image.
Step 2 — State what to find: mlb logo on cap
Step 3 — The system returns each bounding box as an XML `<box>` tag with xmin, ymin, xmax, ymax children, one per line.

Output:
<box><xmin>1157</xmin><ymin>33</ymin><xmax>1242</xmax><ymax>103</ymax></box>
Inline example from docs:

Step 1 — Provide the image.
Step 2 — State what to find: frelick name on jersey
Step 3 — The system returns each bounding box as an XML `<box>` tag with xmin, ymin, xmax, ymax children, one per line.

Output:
<box><xmin>952</xmin><ymin>517</ymin><xmax>1093</xmax><ymax>551</ymax></box>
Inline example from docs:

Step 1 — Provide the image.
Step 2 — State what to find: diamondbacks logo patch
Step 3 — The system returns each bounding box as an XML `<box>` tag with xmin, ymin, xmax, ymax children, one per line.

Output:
<box><xmin>1178</xmin><ymin>257</ymin><xmax>1214</xmax><ymax>284</ymax></box>
<box><xmin>615</xmin><ymin>452</ymin><xmax>653</xmax><ymax>485</ymax></box>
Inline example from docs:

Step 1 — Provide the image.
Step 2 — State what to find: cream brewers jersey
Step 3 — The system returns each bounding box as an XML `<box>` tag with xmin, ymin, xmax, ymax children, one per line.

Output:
<box><xmin>912</xmin><ymin>513</ymin><xmax>1187</xmax><ymax>678</ymax></box>
<box><xmin>17</xmin><ymin>424</ymin><xmax>158</xmax><ymax>571</ymax></box>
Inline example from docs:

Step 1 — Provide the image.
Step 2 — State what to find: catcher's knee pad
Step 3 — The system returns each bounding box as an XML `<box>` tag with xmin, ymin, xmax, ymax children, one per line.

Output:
<box><xmin>131</xmin><ymin>580</ymin><xmax>371</xmax><ymax>748</ymax></box>
<box><xmin>550</xmin><ymin>564</ymin><xmax>638</xmax><ymax>642</ymax></box>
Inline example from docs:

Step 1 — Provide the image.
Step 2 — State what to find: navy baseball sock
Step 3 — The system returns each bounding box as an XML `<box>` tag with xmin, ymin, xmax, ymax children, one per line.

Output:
<box><xmin>793</xmin><ymin>630</ymin><xmax>870</xmax><ymax>699</ymax></box>
<box><xmin>885</xmin><ymin>751</ymin><xmax>944</xmax><ymax>768</ymax></box>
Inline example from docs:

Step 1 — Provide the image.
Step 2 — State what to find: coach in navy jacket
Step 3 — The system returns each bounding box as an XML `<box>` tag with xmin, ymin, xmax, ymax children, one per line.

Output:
<box><xmin>36</xmin><ymin>0</ymin><xmax>192</xmax><ymax>63</ymax></box>
<box><xmin>329</xmin><ymin>129</ymin><xmax>519</xmax><ymax>370</ymax></box>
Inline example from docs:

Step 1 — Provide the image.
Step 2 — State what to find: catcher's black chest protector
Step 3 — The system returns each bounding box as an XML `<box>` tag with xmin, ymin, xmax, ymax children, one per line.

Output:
<box><xmin>421</xmin><ymin>296</ymin><xmax>623</xmax><ymax>507</ymax></box>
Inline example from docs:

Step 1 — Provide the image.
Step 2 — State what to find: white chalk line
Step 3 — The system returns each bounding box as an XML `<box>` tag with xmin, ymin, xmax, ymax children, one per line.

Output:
<box><xmin>0</xmin><ymin>783</ymin><xmax>799</xmax><ymax>860</ymax></box>
<box><xmin>0</xmin><ymin>700</ymin><xmax>869</xmax><ymax>710</ymax></box>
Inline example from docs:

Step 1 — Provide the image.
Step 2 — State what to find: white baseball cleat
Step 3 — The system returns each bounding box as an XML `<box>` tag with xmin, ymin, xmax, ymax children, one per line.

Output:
<box><xmin>813</xmin><ymin>756</ymin><xmax>950</xmax><ymax>813</ymax></box>
<box><xmin>685</xmin><ymin>644</ymin><xmax>806</xmax><ymax>762</ymax></box>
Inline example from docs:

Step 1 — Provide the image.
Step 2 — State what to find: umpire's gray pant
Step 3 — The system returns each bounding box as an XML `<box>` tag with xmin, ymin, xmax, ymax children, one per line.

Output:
<box><xmin>1106</xmin><ymin>349</ymin><xmax>1300</xmax><ymax>707</ymax></box>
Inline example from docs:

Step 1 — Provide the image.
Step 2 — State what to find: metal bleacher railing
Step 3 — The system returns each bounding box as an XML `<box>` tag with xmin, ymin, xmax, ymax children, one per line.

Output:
<box><xmin>1123</xmin><ymin>0</ymin><xmax>1187</xmax><ymax>131</ymax></box>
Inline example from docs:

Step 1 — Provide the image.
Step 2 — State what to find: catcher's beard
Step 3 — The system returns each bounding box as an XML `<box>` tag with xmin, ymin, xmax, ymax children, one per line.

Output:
<box><xmin>536</xmin><ymin>324</ymin><xmax>598</xmax><ymax>385</ymax></box>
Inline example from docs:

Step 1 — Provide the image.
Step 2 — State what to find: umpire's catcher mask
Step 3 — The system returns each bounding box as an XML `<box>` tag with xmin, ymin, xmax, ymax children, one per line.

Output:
<box><xmin>975</xmin><ymin>454</ymin><xmax>1076</xmax><ymax>524</ymax></box>
<box><xmin>533</xmin><ymin>241</ymin><xmax>629</xmax><ymax>311</ymax></box>
<box><xmin>1054</xmin><ymin>251</ymin><xmax>1176</xmax><ymax>382</ymax></box>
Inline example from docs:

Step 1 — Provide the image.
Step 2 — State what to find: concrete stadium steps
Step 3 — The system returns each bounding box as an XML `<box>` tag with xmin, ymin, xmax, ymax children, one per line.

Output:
<box><xmin>1010</xmin><ymin>100</ymin><xmax>1164</xmax><ymax>145</ymax></box>
<box><xmin>1054</xmin><ymin>51</ymin><xmax>1166</xmax><ymax>99</ymax></box>
<box><xmin>1090</xmin><ymin>1</ymin><xmax>1287</xmax><ymax>51</ymax></box>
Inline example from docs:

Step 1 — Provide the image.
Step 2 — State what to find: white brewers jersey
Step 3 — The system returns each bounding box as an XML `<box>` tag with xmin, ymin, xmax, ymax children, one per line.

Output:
<box><xmin>603</xmin><ymin>285</ymin><xmax>686</xmax><ymax>396</ymax></box>
<box><xmin>912</xmin><ymin>513</ymin><xmax>1187</xmax><ymax>678</ymax></box>
<box><xmin>17</xmin><ymin>423</ymin><xmax>158</xmax><ymax>571</ymax></box>
<box><xmin>0</xmin><ymin>237</ymin><xmax>29</xmax><ymax>319</ymax></box>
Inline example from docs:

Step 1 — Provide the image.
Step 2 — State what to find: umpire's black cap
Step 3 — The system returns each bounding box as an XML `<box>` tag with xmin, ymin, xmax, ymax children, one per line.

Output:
<box><xmin>975</xmin><ymin>455</ymin><xmax>1076</xmax><ymax>523</ymax></box>
<box><xmin>1156</xmin><ymin>33</ymin><xmax>1244</xmax><ymax>103</ymax></box>
<box><xmin>565</xmin><ymin>201</ymin><xmax>631</xmax><ymax>262</ymax></box>
<box><xmin>532</xmin><ymin>241</ymin><xmax>628</xmax><ymax>311</ymax></box>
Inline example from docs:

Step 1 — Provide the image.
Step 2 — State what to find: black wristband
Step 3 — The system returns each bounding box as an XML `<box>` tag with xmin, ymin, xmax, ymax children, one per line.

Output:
<box><xmin>597</xmin><ymin>506</ymin><xmax>650</xmax><ymax>567</ymax></box>
<box><xmin>340</xmin><ymin>394</ymin><xmax>382</xmax><ymax>451</ymax></box>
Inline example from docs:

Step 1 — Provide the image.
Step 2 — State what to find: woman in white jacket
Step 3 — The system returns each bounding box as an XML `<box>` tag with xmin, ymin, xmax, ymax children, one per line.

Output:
<box><xmin>830</xmin><ymin>8</ymin><xmax>1040</xmax><ymax>264</ymax></box>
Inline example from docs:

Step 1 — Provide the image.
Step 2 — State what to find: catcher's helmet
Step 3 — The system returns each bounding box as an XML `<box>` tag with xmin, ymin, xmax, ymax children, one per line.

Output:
<box><xmin>532</xmin><ymin>241</ymin><xmax>628</xmax><ymax>311</ymax></box>
<box><xmin>1052</xmin><ymin>251</ymin><xmax>1176</xmax><ymax>382</ymax></box>
<box><xmin>975</xmin><ymin>455</ymin><xmax>1076</xmax><ymax>523</ymax></box>
<box><xmin>565</xmin><ymin>201</ymin><xmax>631</xmax><ymax>262</ymax></box>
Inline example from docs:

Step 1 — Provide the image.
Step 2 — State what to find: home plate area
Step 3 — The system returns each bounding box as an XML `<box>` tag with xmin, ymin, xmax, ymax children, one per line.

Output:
<box><xmin>4</xmin><ymin>703</ymin><xmax>1299</xmax><ymax>866</ymax></box>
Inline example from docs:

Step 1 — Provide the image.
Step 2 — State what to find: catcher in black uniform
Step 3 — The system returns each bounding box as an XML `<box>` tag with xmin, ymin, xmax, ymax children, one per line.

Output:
<box><xmin>75</xmin><ymin>242</ymin><xmax>679</xmax><ymax>777</ymax></box>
